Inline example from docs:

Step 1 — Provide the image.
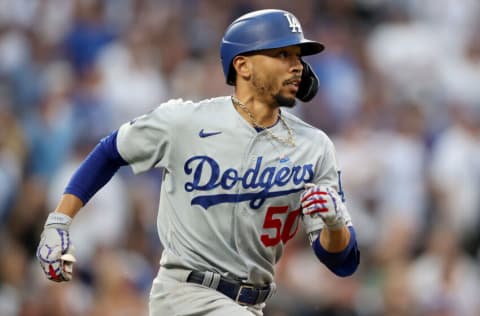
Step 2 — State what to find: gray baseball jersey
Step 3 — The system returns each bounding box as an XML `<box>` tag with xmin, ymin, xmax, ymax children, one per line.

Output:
<box><xmin>116</xmin><ymin>96</ymin><xmax>339</xmax><ymax>285</ymax></box>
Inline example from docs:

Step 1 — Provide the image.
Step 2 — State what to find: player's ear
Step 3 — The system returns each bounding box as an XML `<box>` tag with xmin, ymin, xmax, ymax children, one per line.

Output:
<box><xmin>232</xmin><ymin>55</ymin><xmax>252</xmax><ymax>83</ymax></box>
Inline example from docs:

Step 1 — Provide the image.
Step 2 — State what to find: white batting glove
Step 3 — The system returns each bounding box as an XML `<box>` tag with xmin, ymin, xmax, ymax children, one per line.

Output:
<box><xmin>36</xmin><ymin>212</ymin><xmax>76</xmax><ymax>282</ymax></box>
<box><xmin>300</xmin><ymin>184</ymin><xmax>346</xmax><ymax>235</ymax></box>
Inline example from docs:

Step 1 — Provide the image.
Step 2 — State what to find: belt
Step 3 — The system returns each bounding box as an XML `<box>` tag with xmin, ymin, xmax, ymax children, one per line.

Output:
<box><xmin>186</xmin><ymin>271</ymin><xmax>273</xmax><ymax>305</ymax></box>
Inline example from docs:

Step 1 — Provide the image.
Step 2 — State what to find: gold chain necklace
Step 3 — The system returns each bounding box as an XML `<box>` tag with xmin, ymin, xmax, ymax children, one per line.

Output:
<box><xmin>231</xmin><ymin>96</ymin><xmax>296</xmax><ymax>146</ymax></box>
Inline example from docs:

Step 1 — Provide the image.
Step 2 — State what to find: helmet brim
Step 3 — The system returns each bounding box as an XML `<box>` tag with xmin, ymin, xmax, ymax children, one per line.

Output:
<box><xmin>232</xmin><ymin>38</ymin><xmax>325</xmax><ymax>57</ymax></box>
<box><xmin>298</xmin><ymin>40</ymin><xmax>325</xmax><ymax>56</ymax></box>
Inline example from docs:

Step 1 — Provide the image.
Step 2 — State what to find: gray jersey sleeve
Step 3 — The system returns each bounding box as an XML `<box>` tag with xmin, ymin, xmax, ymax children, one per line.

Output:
<box><xmin>317</xmin><ymin>135</ymin><xmax>353</xmax><ymax>226</ymax></box>
<box><xmin>315</xmin><ymin>135</ymin><xmax>339</xmax><ymax>190</ymax></box>
<box><xmin>116</xmin><ymin>99</ymin><xmax>184</xmax><ymax>174</ymax></box>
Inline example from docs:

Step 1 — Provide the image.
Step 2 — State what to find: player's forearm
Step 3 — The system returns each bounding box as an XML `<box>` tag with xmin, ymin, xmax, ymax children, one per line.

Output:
<box><xmin>54</xmin><ymin>193</ymin><xmax>84</xmax><ymax>218</ymax></box>
<box><xmin>319</xmin><ymin>225</ymin><xmax>350</xmax><ymax>252</ymax></box>
<box><xmin>312</xmin><ymin>226</ymin><xmax>359</xmax><ymax>277</ymax></box>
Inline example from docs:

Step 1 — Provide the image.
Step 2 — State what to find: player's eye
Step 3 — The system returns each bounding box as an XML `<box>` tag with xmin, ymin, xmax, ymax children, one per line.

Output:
<box><xmin>277</xmin><ymin>50</ymin><xmax>301</xmax><ymax>60</ymax></box>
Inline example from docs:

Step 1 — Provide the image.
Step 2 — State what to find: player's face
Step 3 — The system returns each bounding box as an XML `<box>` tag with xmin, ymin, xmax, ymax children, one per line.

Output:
<box><xmin>248</xmin><ymin>46</ymin><xmax>303</xmax><ymax>108</ymax></box>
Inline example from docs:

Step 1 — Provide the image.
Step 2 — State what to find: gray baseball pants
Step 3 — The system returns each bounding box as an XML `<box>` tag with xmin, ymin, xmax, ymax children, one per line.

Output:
<box><xmin>149</xmin><ymin>268</ymin><xmax>264</xmax><ymax>316</ymax></box>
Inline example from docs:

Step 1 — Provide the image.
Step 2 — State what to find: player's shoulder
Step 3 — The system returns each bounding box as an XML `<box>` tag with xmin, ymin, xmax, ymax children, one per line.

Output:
<box><xmin>156</xmin><ymin>96</ymin><xmax>231</xmax><ymax>113</ymax></box>
<box><xmin>148</xmin><ymin>96</ymin><xmax>232</xmax><ymax>128</ymax></box>
<box><xmin>155</xmin><ymin>97</ymin><xmax>191</xmax><ymax>112</ymax></box>
<box><xmin>157</xmin><ymin>96</ymin><xmax>230</xmax><ymax>107</ymax></box>
<box><xmin>193</xmin><ymin>96</ymin><xmax>233</xmax><ymax>111</ymax></box>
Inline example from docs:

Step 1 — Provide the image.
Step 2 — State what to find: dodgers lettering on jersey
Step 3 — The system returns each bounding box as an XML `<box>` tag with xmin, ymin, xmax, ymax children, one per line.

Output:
<box><xmin>184</xmin><ymin>155</ymin><xmax>314</xmax><ymax>209</ymax></box>
<box><xmin>116</xmin><ymin>96</ymin><xmax>341</xmax><ymax>283</ymax></box>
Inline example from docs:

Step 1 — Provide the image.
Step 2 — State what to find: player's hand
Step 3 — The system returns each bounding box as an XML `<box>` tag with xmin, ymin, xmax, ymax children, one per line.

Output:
<box><xmin>300</xmin><ymin>184</ymin><xmax>346</xmax><ymax>233</ymax></box>
<box><xmin>36</xmin><ymin>212</ymin><xmax>76</xmax><ymax>282</ymax></box>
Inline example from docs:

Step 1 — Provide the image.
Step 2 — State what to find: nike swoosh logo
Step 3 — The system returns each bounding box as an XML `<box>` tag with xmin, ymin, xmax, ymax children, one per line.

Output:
<box><xmin>199</xmin><ymin>129</ymin><xmax>222</xmax><ymax>138</ymax></box>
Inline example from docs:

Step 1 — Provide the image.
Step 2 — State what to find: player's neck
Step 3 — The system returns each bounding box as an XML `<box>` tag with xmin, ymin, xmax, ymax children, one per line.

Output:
<box><xmin>232</xmin><ymin>93</ymin><xmax>279</xmax><ymax>128</ymax></box>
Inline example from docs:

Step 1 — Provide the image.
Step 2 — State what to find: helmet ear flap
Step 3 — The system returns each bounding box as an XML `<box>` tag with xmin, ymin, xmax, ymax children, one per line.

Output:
<box><xmin>227</xmin><ymin>65</ymin><xmax>236</xmax><ymax>85</ymax></box>
<box><xmin>296</xmin><ymin>60</ymin><xmax>319</xmax><ymax>102</ymax></box>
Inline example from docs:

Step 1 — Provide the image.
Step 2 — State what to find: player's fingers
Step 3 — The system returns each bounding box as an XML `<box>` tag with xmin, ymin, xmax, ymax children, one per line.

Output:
<box><xmin>40</xmin><ymin>254</ymin><xmax>76</xmax><ymax>282</ymax></box>
<box><xmin>301</xmin><ymin>190</ymin><xmax>327</xmax><ymax>204</ymax></box>
<box><xmin>59</xmin><ymin>250</ymin><xmax>76</xmax><ymax>281</ymax></box>
<box><xmin>301</xmin><ymin>184</ymin><xmax>331</xmax><ymax>195</ymax></box>
<box><xmin>300</xmin><ymin>183</ymin><xmax>317</xmax><ymax>200</ymax></box>
<box><xmin>60</xmin><ymin>262</ymin><xmax>74</xmax><ymax>281</ymax></box>
<box><xmin>304</xmin><ymin>183</ymin><xmax>316</xmax><ymax>189</ymax></box>
<box><xmin>303</xmin><ymin>205</ymin><xmax>329</xmax><ymax>216</ymax></box>
<box><xmin>61</xmin><ymin>253</ymin><xmax>76</xmax><ymax>263</ymax></box>
<box><xmin>302</xmin><ymin>198</ymin><xmax>328</xmax><ymax>210</ymax></box>
<box><xmin>47</xmin><ymin>261</ymin><xmax>63</xmax><ymax>282</ymax></box>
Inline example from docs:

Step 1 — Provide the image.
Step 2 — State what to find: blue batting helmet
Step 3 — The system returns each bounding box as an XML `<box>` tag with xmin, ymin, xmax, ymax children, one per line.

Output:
<box><xmin>220</xmin><ymin>9</ymin><xmax>324</xmax><ymax>85</ymax></box>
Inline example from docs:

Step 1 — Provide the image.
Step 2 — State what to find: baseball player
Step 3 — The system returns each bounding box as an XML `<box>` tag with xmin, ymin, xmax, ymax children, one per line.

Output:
<box><xmin>37</xmin><ymin>9</ymin><xmax>359</xmax><ymax>316</ymax></box>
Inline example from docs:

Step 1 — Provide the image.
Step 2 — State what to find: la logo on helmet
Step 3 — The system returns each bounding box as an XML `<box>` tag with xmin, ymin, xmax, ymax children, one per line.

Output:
<box><xmin>284</xmin><ymin>13</ymin><xmax>302</xmax><ymax>33</ymax></box>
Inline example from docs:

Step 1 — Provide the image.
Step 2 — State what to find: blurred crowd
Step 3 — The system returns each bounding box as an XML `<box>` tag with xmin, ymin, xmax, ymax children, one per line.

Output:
<box><xmin>0</xmin><ymin>0</ymin><xmax>479</xmax><ymax>315</ymax></box>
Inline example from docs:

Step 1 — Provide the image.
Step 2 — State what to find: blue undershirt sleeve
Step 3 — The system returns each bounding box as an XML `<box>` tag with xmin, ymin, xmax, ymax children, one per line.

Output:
<box><xmin>64</xmin><ymin>130</ymin><xmax>128</xmax><ymax>205</ymax></box>
<box><xmin>312</xmin><ymin>226</ymin><xmax>360</xmax><ymax>277</ymax></box>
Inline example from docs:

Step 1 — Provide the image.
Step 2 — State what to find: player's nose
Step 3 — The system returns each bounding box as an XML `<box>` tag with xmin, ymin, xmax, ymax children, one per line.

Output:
<box><xmin>291</xmin><ymin>56</ymin><xmax>303</xmax><ymax>74</ymax></box>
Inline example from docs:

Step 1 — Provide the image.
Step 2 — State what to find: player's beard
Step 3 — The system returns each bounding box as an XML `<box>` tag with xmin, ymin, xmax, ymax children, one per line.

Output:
<box><xmin>273</xmin><ymin>93</ymin><xmax>296</xmax><ymax>108</ymax></box>
<box><xmin>252</xmin><ymin>73</ymin><xmax>297</xmax><ymax>108</ymax></box>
